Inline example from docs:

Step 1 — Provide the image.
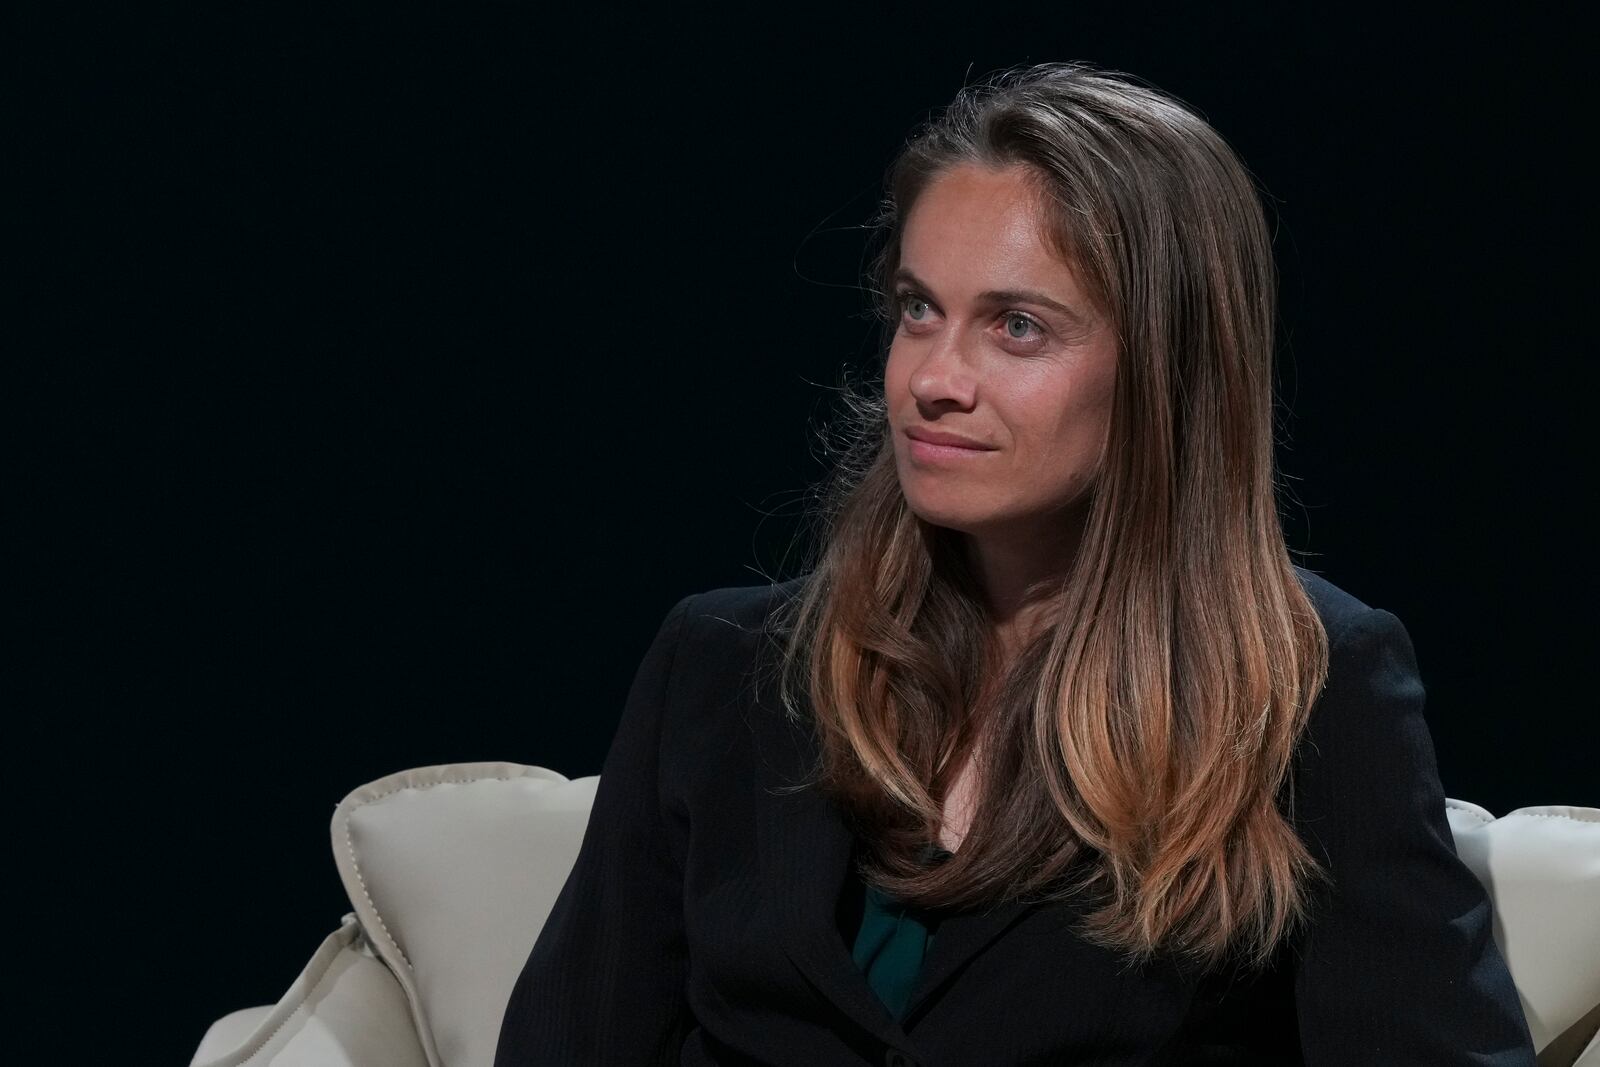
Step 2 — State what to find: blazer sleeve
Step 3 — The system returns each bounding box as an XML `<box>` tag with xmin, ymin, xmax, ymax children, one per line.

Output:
<box><xmin>493</xmin><ymin>593</ymin><xmax>698</xmax><ymax>1067</ymax></box>
<box><xmin>1290</xmin><ymin>606</ymin><xmax>1538</xmax><ymax>1064</ymax></box>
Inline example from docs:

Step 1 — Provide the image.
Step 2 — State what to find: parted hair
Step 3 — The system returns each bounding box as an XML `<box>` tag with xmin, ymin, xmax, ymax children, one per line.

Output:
<box><xmin>762</xmin><ymin>61</ymin><xmax>1332</xmax><ymax>975</ymax></box>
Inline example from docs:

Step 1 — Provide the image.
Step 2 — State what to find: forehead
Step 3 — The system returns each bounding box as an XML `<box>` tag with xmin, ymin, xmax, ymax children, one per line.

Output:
<box><xmin>899</xmin><ymin>163</ymin><xmax>1077</xmax><ymax>289</ymax></box>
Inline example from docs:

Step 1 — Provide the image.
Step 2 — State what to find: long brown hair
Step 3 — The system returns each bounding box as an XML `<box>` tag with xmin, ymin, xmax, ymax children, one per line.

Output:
<box><xmin>762</xmin><ymin>61</ymin><xmax>1330</xmax><ymax>975</ymax></box>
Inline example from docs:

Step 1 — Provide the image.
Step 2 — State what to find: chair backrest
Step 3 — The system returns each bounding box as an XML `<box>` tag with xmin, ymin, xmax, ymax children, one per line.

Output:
<box><xmin>331</xmin><ymin>764</ymin><xmax>1599</xmax><ymax>1067</ymax></box>
<box><xmin>331</xmin><ymin>763</ymin><xmax>598</xmax><ymax>1067</ymax></box>
<box><xmin>1444</xmin><ymin>799</ymin><xmax>1600</xmax><ymax>1059</ymax></box>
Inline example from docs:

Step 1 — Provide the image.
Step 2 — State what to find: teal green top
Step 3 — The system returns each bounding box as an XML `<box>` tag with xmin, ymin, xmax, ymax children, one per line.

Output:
<box><xmin>844</xmin><ymin>843</ymin><xmax>952</xmax><ymax>1022</ymax></box>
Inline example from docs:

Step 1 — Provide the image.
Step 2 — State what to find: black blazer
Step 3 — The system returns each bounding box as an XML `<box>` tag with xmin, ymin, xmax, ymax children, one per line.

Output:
<box><xmin>495</xmin><ymin>568</ymin><xmax>1537</xmax><ymax>1066</ymax></box>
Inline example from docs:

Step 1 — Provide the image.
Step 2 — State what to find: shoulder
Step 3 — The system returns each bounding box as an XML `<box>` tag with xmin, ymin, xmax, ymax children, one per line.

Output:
<box><xmin>640</xmin><ymin>576</ymin><xmax>804</xmax><ymax>663</ymax></box>
<box><xmin>679</xmin><ymin>574</ymin><xmax>807</xmax><ymax>634</ymax></box>
<box><xmin>1291</xmin><ymin>562</ymin><xmax>1423</xmax><ymax>699</ymax></box>
<box><xmin>1290</xmin><ymin>563</ymin><xmax>1427</xmax><ymax>710</ymax></box>
<box><xmin>645</xmin><ymin>575</ymin><xmax>809</xmax><ymax>713</ymax></box>
<box><xmin>1287</xmin><ymin>568</ymin><xmax>1431</xmax><ymax>816</ymax></box>
<box><xmin>671</xmin><ymin>574</ymin><xmax>811</xmax><ymax>669</ymax></box>
<box><xmin>1291</xmin><ymin>563</ymin><xmax>1386</xmax><ymax>648</ymax></box>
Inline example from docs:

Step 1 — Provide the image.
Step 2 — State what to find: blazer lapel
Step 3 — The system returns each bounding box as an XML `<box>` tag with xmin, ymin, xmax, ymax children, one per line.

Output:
<box><xmin>750</xmin><ymin>682</ymin><xmax>1043</xmax><ymax>1037</ymax></box>
<box><xmin>753</xmin><ymin>694</ymin><xmax>905</xmax><ymax>1046</ymax></box>
<box><xmin>900</xmin><ymin>886</ymin><xmax>1036</xmax><ymax>1022</ymax></box>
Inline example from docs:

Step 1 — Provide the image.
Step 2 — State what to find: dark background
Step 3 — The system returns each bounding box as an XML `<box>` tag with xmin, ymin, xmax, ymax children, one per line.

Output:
<box><xmin>16</xmin><ymin>5</ymin><xmax>1594</xmax><ymax>1062</ymax></box>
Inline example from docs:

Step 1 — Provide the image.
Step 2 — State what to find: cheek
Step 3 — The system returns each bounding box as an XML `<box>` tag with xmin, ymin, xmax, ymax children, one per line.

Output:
<box><xmin>884</xmin><ymin>339</ymin><xmax>912</xmax><ymax>389</ymax></box>
<box><xmin>1015</xmin><ymin>382</ymin><xmax>1110</xmax><ymax>464</ymax></box>
<box><xmin>883</xmin><ymin>347</ymin><xmax>902</xmax><ymax>387</ymax></box>
<box><xmin>882</xmin><ymin>346</ymin><xmax>902</xmax><ymax>398</ymax></box>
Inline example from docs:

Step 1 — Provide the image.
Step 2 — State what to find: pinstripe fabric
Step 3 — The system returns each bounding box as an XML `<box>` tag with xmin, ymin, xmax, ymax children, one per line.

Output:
<box><xmin>494</xmin><ymin>568</ymin><xmax>1537</xmax><ymax>1066</ymax></box>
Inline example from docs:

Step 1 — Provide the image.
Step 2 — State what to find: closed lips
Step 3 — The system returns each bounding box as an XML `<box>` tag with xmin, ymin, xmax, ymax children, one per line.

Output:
<box><xmin>905</xmin><ymin>428</ymin><xmax>996</xmax><ymax>449</ymax></box>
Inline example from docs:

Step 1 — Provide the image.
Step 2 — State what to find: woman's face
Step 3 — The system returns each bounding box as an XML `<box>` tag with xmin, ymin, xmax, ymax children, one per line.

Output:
<box><xmin>885</xmin><ymin>162</ymin><xmax>1119</xmax><ymax>542</ymax></box>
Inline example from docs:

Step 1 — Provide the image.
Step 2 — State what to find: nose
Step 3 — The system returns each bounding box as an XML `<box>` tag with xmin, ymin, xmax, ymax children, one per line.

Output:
<box><xmin>907</xmin><ymin>332</ymin><xmax>978</xmax><ymax>410</ymax></box>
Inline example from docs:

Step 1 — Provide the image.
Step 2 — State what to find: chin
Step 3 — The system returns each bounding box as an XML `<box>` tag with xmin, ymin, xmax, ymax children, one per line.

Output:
<box><xmin>902</xmin><ymin>497</ymin><xmax>999</xmax><ymax>536</ymax></box>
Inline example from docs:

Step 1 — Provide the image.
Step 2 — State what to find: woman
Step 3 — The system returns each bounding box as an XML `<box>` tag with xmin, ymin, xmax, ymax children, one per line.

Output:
<box><xmin>495</xmin><ymin>62</ymin><xmax>1536</xmax><ymax>1065</ymax></box>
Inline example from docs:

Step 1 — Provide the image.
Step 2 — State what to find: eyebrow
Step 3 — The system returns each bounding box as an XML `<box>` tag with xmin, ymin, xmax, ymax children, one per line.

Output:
<box><xmin>892</xmin><ymin>268</ymin><xmax>1091</xmax><ymax>329</ymax></box>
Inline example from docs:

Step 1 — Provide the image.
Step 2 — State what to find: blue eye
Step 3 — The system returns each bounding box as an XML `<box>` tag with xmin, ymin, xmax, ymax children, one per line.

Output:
<box><xmin>898</xmin><ymin>293</ymin><xmax>930</xmax><ymax>321</ymax></box>
<box><xmin>1003</xmin><ymin>313</ymin><xmax>1040</xmax><ymax>340</ymax></box>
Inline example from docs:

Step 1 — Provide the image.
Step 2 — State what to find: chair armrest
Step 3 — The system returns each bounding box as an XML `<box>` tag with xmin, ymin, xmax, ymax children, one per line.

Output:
<box><xmin>189</xmin><ymin>913</ymin><xmax>428</xmax><ymax>1067</ymax></box>
<box><xmin>191</xmin><ymin>1007</ymin><xmax>275</xmax><ymax>1064</ymax></box>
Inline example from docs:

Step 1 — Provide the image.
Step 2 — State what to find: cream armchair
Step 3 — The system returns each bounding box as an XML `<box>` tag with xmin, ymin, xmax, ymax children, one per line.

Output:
<box><xmin>187</xmin><ymin>762</ymin><xmax>1600</xmax><ymax>1067</ymax></box>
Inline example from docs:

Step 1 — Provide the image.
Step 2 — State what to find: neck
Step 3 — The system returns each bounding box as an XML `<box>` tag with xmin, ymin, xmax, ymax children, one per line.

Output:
<box><xmin>962</xmin><ymin>501</ymin><xmax>1088</xmax><ymax>653</ymax></box>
